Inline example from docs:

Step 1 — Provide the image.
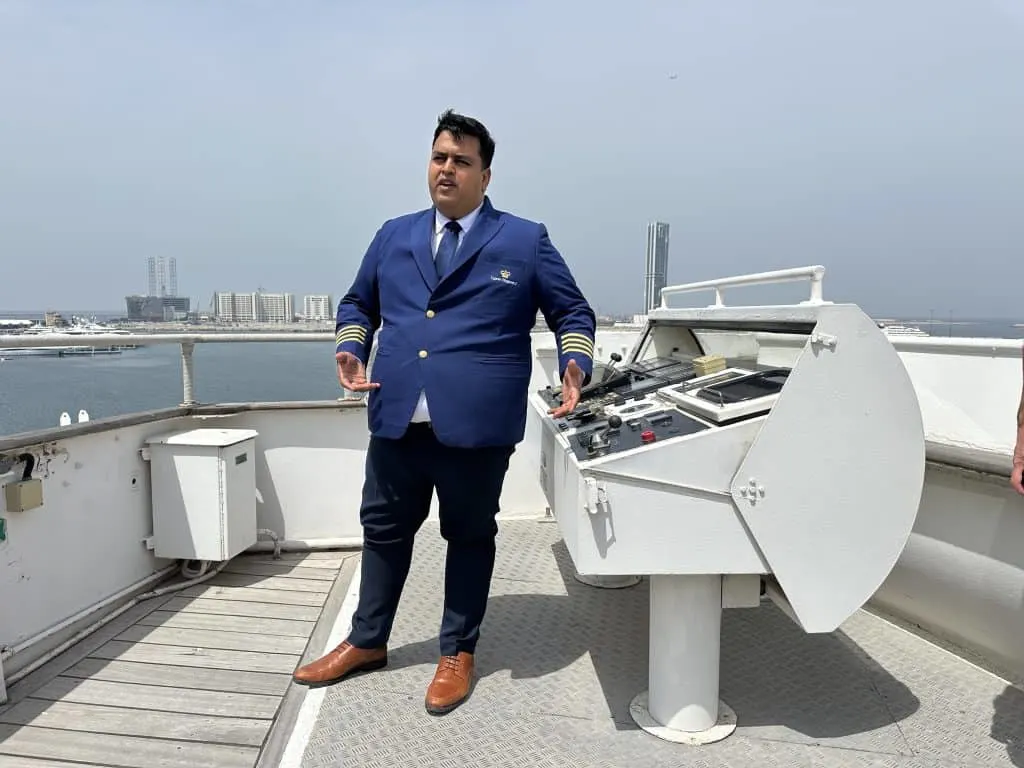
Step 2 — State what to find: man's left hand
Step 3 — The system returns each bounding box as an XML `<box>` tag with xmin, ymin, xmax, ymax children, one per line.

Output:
<box><xmin>549</xmin><ymin>358</ymin><xmax>584</xmax><ymax>419</ymax></box>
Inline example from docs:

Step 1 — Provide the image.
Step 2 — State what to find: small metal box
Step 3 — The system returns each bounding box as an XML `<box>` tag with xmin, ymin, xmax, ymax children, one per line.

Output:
<box><xmin>144</xmin><ymin>428</ymin><xmax>259</xmax><ymax>562</ymax></box>
<box><xmin>4</xmin><ymin>478</ymin><xmax>43</xmax><ymax>513</ymax></box>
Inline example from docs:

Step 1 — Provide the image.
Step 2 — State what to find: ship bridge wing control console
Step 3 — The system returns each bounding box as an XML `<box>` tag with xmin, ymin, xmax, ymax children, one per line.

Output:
<box><xmin>529</xmin><ymin>292</ymin><xmax>925</xmax><ymax>747</ymax></box>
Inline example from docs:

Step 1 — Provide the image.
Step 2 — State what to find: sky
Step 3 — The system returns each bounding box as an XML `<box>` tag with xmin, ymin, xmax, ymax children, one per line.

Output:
<box><xmin>1</xmin><ymin>0</ymin><xmax>1022</xmax><ymax>319</ymax></box>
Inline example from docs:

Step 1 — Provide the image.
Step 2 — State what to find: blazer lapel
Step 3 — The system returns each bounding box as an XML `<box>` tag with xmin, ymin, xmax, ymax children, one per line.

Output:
<box><xmin>409</xmin><ymin>209</ymin><xmax>439</xmax><ymax>291</ymax></box>
<box><xmin>441</xmin><ymin>197</ymin><xmax>504</xmax><ymax>286</ymax></box>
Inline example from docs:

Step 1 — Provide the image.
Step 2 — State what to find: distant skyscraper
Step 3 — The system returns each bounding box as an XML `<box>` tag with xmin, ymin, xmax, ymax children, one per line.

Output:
<box><xmin>145</xmin><ymin>256</ymin><xmax>179</xmax><ymax>298</ymax></box>
<box><xmin>168</xmin><ymin>257</ymin><xmax>178</xmax><ymax>297</ymax></box>
<box><xmin>156</xmin><ymin>257</ymin><xmax>167</xmax><ymax>297</ymax></box>
<box><xmin>644</xmin><ymin>221</ymin><xmax>670</xmax><ymax>312</ymax></box>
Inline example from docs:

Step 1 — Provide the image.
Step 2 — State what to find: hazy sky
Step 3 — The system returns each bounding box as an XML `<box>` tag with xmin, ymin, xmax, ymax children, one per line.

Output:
<box><xmin>1</xmin><ymin>0</ymin><xmax>1022</xmax><ymax>318</ymax></box>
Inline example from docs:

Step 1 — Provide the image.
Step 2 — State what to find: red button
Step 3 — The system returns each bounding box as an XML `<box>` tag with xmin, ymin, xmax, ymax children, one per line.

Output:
<box><xmin>641</xmin><ymin>430</ymin><xmax>656</xmax><ymax>443</ymax></box>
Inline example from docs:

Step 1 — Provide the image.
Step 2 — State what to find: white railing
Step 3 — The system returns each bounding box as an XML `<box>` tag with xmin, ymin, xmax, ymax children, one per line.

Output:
<box><xmin>659</xmin><ymin>265</ymin><xmax>827</xmax><ymax>308</ymax></box>
<box><xmin>0</xmin><ymin>332</ymin><xmax>335</xmax><ymax>406</ymax></box>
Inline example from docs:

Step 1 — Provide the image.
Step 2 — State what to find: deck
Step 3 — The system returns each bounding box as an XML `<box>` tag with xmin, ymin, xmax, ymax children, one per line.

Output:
<box><xmin>2</xmin><ymin>520</ymin><xmax>1023</xmax><ymax>767</ymax></box>
<box><xmin>0</xmin><ymin>550</ymin><xmax>357</xmax><ymax>767</ymax></box>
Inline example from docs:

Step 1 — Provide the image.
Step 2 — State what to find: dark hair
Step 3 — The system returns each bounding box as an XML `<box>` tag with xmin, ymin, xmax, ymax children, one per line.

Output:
<box><xmin>433</xmin><ymin>109</ymin><xmax>496</xmax><ymax>169</ymax></box>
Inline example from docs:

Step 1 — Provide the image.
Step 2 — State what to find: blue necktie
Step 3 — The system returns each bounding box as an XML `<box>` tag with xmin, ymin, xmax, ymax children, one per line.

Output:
<box><xmin>435</xmin><ymin>220</ymin><xmax>461</xmax><ymax>280</ymax></box>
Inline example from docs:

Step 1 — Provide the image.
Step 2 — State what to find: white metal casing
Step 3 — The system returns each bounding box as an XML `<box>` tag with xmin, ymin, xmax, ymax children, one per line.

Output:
<box><xmin>530</xmin><ymin>301</ymin><xmax>925</xmax><ymax>634</ymax></box>
<box><xmin>530</xmin><ymin>405</ymin><xmax>770</xmax><ymax>575</ymax></box>
<box><xmin>727</xmin><ymin>304</ymin><xmax>926</xmax><ymax>632</ymax></box>
<box><xmin>144</xmin><ymin>428</ymin><xmax>259</xmax><ymax>562</ymax></box>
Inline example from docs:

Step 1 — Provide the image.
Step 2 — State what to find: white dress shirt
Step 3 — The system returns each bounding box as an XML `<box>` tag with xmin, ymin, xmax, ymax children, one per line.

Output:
<box><xmin>409</xmin><ymin>201</ymin><xmax>484</xmax><ymax>423</ymax></box>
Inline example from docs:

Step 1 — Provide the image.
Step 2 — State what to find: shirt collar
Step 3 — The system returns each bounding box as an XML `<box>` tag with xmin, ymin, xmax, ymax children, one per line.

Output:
<box><xmin>435</xmin><ymin>200</ymin><xmax>484</xmax><ymax>236</ymax></box>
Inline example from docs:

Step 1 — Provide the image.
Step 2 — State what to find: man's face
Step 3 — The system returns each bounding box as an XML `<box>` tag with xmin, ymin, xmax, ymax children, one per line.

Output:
<box><xmin>428</xmin><ymin>130</ymin><xmax>490</xmax><ymax>219</ymax></box>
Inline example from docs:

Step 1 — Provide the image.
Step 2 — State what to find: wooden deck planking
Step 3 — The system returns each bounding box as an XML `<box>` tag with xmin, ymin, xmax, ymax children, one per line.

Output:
<box><xmin>0</xmin><ymin>725</ymin><xmax>257</xmax><ymax>768</ymax></box>
<box><xmin>204</xmin><ymin>573</ymin><xmax>332</xmax><ymax>594</ymax></box>
<box><xmin>115</xmin><ymin>624</ymin><xmax>310</xmax><ymax>655</ymax></box>
<box><xmin>0</xmin><ymin>756</ymin><xmax>121</xmax><ymax>767</ymax></box>
<box><xmin>246</xmin><ymin>556</ymin><xmax>349</xmax><ymax>570</ymax></box>
<box><xmin>30</xmin><ymin>677</ymin><xmax>282</xmax><ymax>719</ymax></box>
<box><xmin>175</xmin><ymin>585</ymin><xmax>326</xmax><ymax>606</ymax></box>
<box><xmin>248</xmin><ymin>550</ymin><xmax>356</xmax><ymax>562</ymax></box>
<box><xmin>0</xmin><ymin>553</ymin><xmax>354</xmax><ymax>768</ymax></box>
<box><xmin>137</xmin><ymin>609</ymin><xmax>317</xmax><ymax>637</ymax></box>
<box><xmin>0</xmin><ymin>699</ymin><xmax>270</xmax><ymax>747</ymax></box>
<box><xmin>89</xmin><ymin>639</ymin><xmax>299</xmax><ymax>674</ymax></box>
<box><xmin>61</xmin><ymin>658</ymin><xmax>291</xmax><ymax>696</ymax></box>
<box><xmin>160</xmin><ymin>595</ymin><xmax>322</xmax><ymax>621</ymax></box>
<box><xmin>221</xmin><ymin>561</ymin><xmax>338</xmax><ymax>581</ymax></box>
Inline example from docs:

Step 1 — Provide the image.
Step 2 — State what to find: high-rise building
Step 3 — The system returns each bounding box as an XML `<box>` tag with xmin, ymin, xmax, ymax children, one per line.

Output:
<box><xmin>213</xmin><ymin>291</ymin><xmax>295</xmax><ymax>323</ymax></box>
<box><xmin>168</xmin><ymin>257</ymin><xmax>178</xmax><ymax>298</ymax></box>
<box><xmin>643</xmin><ymin>221</ymin><xmax>670</xmax><ymax>312</ymax></box>
<box><xmin>257</xmin><ymin>292</ymin><xmax>294</xmax><ymax>323</ymax></box>
<box><xmin>303</xmin><ymin>295</ymin><xmax>333</xmax><ymax>322</ymax></box>
<box><xmin>156</xmin><ymin>258</ymin><xmax>167</xmax><ymax>297</ymax></box>
<box><xmin>131</xmin><ymin>256</ymin><xmax>186</xmax><ymax>320</ymax></box>
<box><xmin>125</xmin><ymin>295</ymin><xmax>190</xmax><ymax>321</ymax></box>
<box><xmin>145</xmin><ymin>256</ymin><xmax>178</xmax><ymax>298</ymax></box>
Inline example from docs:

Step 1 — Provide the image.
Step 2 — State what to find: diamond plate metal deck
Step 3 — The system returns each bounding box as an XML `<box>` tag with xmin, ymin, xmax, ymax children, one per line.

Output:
<box><xmin>300</xmin><ymin>519</ymin><xmax>1024</xmax><ymax>767</ymax></box>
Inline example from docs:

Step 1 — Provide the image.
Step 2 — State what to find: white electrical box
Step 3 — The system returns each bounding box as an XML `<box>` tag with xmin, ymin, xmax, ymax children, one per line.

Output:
<box><xmin>144</xmin><ymin>428</ymin><xmax>259</xmax><ymax>562</ymax></box>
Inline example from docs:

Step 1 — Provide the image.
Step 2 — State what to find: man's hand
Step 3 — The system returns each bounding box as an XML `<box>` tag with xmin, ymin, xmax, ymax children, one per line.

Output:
<box><xmin>549</xmin><ymin>358</ymin><xmax>584</xmax><ymax>419</ymax></box>
<box><xmin>336</xmin><ymin>351</ymin><xmax>379</xmax><ymax>392</ymax></box>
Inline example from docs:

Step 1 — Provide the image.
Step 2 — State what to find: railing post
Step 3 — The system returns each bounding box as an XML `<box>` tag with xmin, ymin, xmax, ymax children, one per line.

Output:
<box><xmin>803</xmin><ymin>269</ymin><xmax>825</xmax><ymax>305</ymax></box>
<box><xmin>180</xmin><ymin>342</ymin><xmax>197</xmax><ymax>406</ymax></box>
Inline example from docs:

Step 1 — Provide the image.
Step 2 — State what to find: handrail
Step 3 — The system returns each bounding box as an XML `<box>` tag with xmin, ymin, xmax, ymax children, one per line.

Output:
<box><xmin>659</xmin><ymin>265</ymin><xmax>827</xmax><ymax>308</ymax></box>
<box><xmin>0</xmin><ymin>332</ymin><xmax>336</xmax><ymax>407</ymax></box>
<box><xmin>0</xmin><ymin>332</ymin><xmax>334</xmax><ymax>348</ymax></box>
<box><xmin>755</xmin><ymin>331</ymin><xmax>1024</xmax><ymax>358</ymax></box>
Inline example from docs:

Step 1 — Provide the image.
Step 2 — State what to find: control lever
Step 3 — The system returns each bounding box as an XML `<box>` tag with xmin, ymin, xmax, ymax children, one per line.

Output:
<box><xmin>600</xmin><ymin>352</ymin><xmax>623</xmax><ymax>383</ymax></box>
<box><xmin>589</xmin><ymin>414</ymin><xmax>623</xmax><ymax>452</ymax></box>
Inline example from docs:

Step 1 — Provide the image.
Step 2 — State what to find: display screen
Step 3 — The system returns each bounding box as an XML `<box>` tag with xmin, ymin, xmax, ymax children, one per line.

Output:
<box><xmin>696</xmin><ymin>369</ymin><xmax>789</xmax><ymax>405</ymax></box>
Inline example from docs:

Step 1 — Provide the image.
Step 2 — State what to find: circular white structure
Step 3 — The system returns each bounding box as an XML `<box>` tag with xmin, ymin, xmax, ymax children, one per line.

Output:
<box><xmin>572</xmin><ymin>572</ymin><xmax>641</xmax><ymax>589</ymax></box>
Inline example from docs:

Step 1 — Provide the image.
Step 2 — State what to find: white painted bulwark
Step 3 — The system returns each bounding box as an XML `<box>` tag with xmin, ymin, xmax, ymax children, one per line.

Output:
<box><xmin>0</xmin><ymin>418</ymin><xmax>191</xmax><ymax>677</ymax></box>
<box><xmin>145</xmin><ymin>428</ymin><xmax>259</xmax><ymax>562</ymax></box>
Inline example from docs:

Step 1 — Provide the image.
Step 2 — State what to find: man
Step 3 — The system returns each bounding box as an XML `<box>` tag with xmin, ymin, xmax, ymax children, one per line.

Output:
<box><xmin>1012</xmin><ymin>343</ymin><xmax>1024</xmax><ymax>495</ymax></box>
<box><xmin>292</xmin><ymin>110</ymin><xmax>596</xmax><ymax>715</ymax></box>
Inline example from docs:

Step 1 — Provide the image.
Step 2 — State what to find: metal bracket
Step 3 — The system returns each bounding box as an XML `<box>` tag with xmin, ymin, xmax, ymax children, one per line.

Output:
<box><xmin>583</xmin><ymin>478</ymin><xmax>608</xmax><ymax>515</ymax></box>
<box><xmin>736</xmin><ymin>477</ymin><xmax>766</xmax><ymax>505</ymax></box>
<box><xmin>809</xmin><ymin>332</ymin><xmax>837</xmax><ymax>350</ymax></box>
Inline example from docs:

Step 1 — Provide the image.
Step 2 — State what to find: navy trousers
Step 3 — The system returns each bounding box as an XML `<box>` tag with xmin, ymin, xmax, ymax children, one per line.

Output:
<box><xmin>346</xmin><ymin>422</ymin><xmax>514</xmax><ymax>656</ymax></box>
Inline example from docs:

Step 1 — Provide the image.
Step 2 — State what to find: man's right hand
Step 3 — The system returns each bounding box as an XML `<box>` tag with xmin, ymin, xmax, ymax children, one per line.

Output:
<box><xmin>336</xmin><ymin>351</ymin><xmax>379</xmax><ymax>392</ymax></box>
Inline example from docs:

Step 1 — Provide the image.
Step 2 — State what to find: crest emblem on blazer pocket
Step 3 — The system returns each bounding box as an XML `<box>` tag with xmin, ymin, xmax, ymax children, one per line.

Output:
<box><xmin>491</xmin><ymin>268</ymin><xmax>518</xmax><ymax>287</ymax></box>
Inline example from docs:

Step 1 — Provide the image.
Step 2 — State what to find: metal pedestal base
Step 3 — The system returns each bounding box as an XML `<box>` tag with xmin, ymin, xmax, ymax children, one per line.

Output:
<box><xmin>630</xmin><ymin>692</ymin><xmax>736</xmax><ymax>745</ymax></box>
<box><xmin>630</xmin><ymin>573</ymin><xmax>737</xmax><ymax>744</ymax></box>
<box><xmin>572</xmin><ymin>572</ymin><xmax>641</xmax><ymax>589</ymax></box>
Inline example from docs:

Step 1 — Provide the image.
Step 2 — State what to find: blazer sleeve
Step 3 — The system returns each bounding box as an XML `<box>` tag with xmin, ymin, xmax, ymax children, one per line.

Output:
<box><xmin>533</xmin><ymin>224</ymin><xmax>597</xmax><ymax>386</ymax></box>
<box><xmin>335</xmin><ymin>227</ymin><xmax>384</xmax><ymax>364</ymax></box>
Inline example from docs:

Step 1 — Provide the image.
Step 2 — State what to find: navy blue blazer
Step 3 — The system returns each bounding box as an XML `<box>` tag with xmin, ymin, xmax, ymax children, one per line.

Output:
<box><xmin>335</xmin><ymin>197</ymin><xmax>596</xmax><ymax>448</ymax></box>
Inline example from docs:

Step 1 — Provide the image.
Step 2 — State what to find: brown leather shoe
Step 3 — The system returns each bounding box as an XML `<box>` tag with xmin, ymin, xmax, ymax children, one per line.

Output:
<box><xmin>424</xmin><ymin>652</ymin><xmax>474</xmax><ymax>715</ymax></box>
<box><xmin>292</xmin><ymin>640</ymin><xmax>387</xmax><ymax>687</ymax></box>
